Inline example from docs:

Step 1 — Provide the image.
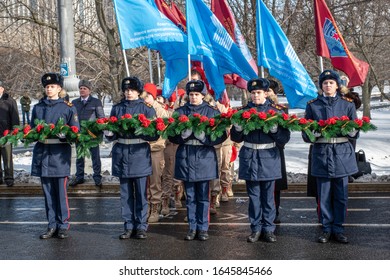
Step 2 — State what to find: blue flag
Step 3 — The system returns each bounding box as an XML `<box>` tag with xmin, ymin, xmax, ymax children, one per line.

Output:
<box><xmin>113</xmin><ymin>0</ymin><xmax>188</xmax><ymax>98</ymax></box>
<box><xmin>256</xmin><ymin>0</ymin><xmax>317</xmax><ymax>109</ymax></box>
<box><xmin>187</xmin><ymin>0</ymin><xmax>257</xmax><ymax>100</ymax></box>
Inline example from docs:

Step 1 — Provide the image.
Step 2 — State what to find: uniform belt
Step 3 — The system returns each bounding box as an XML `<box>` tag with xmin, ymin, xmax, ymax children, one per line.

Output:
<box><xmin>316</xmin><ymin>137</ymin><xmax>349</xmax><ymax>144</ymax></box>
<box><xmin>184</xmin><ymin>139</ymin><xmax>203</xmax><ymax>146</ymax></box>
<box><xmin>117</xmin><ymin>138</ymin><xmax>146</xmax><ymax>145</ymax></box>
<box><xmin>243</xmin><ymin>142</ymin><xmax>275</xmax><ymax>150</ymax></box>
<box><xmin>39</xmin><ymin>139</ymin><xmax>64</xmax><ymax>144</ymax></box>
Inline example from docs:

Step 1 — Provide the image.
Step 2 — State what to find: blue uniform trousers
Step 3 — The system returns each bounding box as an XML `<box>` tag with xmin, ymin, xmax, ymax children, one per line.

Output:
<box><xmin>75</xmin><ymin>144</ymin><xmax>102</xmax><ymax>183</ymax></box>
<box><xmin>184</xmin><ymin>181</ymin><xmax>210</xmax><ymax>231</ymax></box>
<box><xmin>41</xmin><ymin>177</ymin><xmax>70</xmax><ymax>230</ymax></box>
<box><xmin>120</xmin><ymin>177</ymin><xmax>148</xmax><ymax>231</ymax></box>
<box><xmin>246</xmin><ymin>180</ymin><xmax>276</xmax><ymax>233</ymax></box>
<box><xmin>316</xmin><ymin>177</ymin><xmax>348</xmax><ymax>234</ymax></box>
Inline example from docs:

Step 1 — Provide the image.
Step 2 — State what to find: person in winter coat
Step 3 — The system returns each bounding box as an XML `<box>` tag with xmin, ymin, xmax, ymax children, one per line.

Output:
<box><xmin>31</xmin><ymin>73</ymin><xmax>79</xmax><ymax>239</ymax></box>
<box><xmin>20</xmin><ymin>93</ymin><xmax>31</xmax><ymax>126</ymax></box>
<box><xmin>168</xmin><ymin>80</ymin><xmax>227</xmax><ymax>241</ymax></box>
<box><xmin>104</xmin><ymin>76</ymin><xmax>158</xmax><ymax>240</ymax></box>
<box><xmin>0</xmin><ymin>81</ymin><xmax>20</xmax><ymax>187</ymax></box>
<box><xmin>230</xmin><ymin>78</ymin><xmax>290</xmax><ymax>243</ymax></box>
<box><xmin>302</xmin><ymin>70</ymin><xmax>358</xmax><ymax>244</ymax></box>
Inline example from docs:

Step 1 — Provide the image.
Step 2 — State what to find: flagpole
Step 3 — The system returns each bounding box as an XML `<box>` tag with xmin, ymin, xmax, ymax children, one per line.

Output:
<box><xmin>122</xmin><ymin>49</ymin><xmax>130</xmax><ymax>77</ymax></box>
<box><xmin>187</xmin><ymin>54</ymin><xmax>191</xmax><ymax>81</ymax></box>
<box><xmin>148</xmin><ymin>49</ymin><xmax>153</xmax><ymax>83</ymax></box>
<box><xmin>318</xmin><ymin>56</ymin><xmax>324</xmax><ymax>72</ymax></box>
<box><xmin>260</xmin><ymin>66</ymin><xmax>264</xmax><ymax>78</ymax></box>
<box><xmin>157</xmin><ymin>52</ymin><xmax>161</xmax><ymax>85</ymax></box>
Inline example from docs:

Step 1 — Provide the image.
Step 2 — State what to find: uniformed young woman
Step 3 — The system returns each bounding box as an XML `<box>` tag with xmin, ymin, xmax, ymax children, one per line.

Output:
<box><xmin>230</xmin><ymin>78</ymin><xmax>290</xmax><ymax>243</ymax></box>
<box><xmin>302</xmin><ymin>70</ymin><xmax>358</xmax><ymax>244</ymax></box>
<box><xmin>31</xmin><ymin>73</ymin><xmax>80</xmax><ymax>239</ymax></box>
<box><xmin>104</xmin><ymin>77</ymin><xmax>158</xmax><ymax>240</ymax></box>
<box><xmin>168</xmin><ymin>80</ymin><xmax>227</xmax><ymax>241</ymax></box>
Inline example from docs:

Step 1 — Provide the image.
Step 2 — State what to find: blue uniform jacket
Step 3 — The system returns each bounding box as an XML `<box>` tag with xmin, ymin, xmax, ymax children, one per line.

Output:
<box><xmin>107</xmin><ymin>99</ymin><xmax>158</xmax><ymax>178</ymax></box>
<box><xmin>302</xmin><ymin>94</ymin><xmax>358</xmax><ymax>178</ymax></box>
<box><xmin>72</xmin><ymin>96</ymin><xmax>105</xmax><ymax>121</ymax></box>
<box><xmin>30</xmin><ymin>98</ymin><xmax>80</xmax><ymax>177</ymax></box>
<box><xmin>230</xmin><ymin>101</ymin><xmax>290</xmax><ymax>181</ymax></box>
<box><xmin>168</xmin><ymin>101</ymin><xmax>227</xmax><ymax>182</ymax></box>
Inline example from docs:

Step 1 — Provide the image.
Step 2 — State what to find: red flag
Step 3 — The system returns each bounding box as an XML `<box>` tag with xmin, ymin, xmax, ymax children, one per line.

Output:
<box><xmin>211</xmin><ymin>0</ymin><xmax>258</xmax><ymax>90</ymax></box>
<box><xmin>154</xmin><ymin>0</ymin><xmax>186</xmax><ymax>32</ymax></box>
<box><xmin>171</xmin><ymin>2</ymin><xmax>186</xmax><ymax>29</ymax></box>
<box><xmin>314</xmin><ymin>0</ymin><xmax>369</xmax><ymax>87</ymax></box>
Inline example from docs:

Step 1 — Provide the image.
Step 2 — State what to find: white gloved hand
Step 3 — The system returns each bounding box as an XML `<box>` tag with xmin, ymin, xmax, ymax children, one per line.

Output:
<box><xmin>56</xmin><ymin>133</ymin><xmax>66</xmax><ymax>139</ymax></box>
<box><xmin>234</xmin><ymin>124</ymin><xmax>243</xmax><ymax>132</ymax></box>
<box><xmin>103</xmin><ymin>130</ymin><xmax>114</xmax><ymax>137</ymax></box>
<box><xmin>312</xmin><ymin>130</ymin><xmax>322</xmax><ymax>138</ymax></box>
<box><xmin>348</xmin><ymin>128</ymin><xmax>358</xmax><ymax>137</ymax></box>
<box><xmin>195</xmin><ymin>131</ymin><xmax>206</xmax><ymax>141</ymax></box>
<box><xmin>181</xmin><ymin>128</ymin><xmax>192</xmax><ymax>139</ymax></box>
<box><xmin>270</xmin><ymin>124</ymin><xmax>278</xmax><ymax>134</ymax></box>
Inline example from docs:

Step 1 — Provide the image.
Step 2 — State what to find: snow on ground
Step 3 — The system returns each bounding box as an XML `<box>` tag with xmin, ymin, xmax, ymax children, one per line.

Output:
<box><xmin>11</xmin><ymin>96</ymin><xmax>390</xmax><ymax>184</ymax></box>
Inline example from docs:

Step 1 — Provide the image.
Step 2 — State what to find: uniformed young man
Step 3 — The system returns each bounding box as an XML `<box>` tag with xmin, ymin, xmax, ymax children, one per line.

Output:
<box><xmin>168</xmin><ymin>80</ymin><xmax>227</xmax><ymax>241</ymax></box>
<box><xmin>104</xmin><ymin>77</ymin><xmax>158</xmax><ymax>240</ymax></box>
<box><xmin>231</xmin><ymin>78</ymin><xmax>290</xmax><ymax>243</ymax></box>
<box><xmin>31</xmin><ymin>73</ymin><xmax>80</xmax><ymax>239</ymax></box>
<box><xmin>302</xmin><ymin>70</ymin><xmax>359</xmax><ymax>244</ymax></box>
<box><xmin>70</xmin><ymin>79</ymin><xmax>105</xmax><ymax>187</ymax></box>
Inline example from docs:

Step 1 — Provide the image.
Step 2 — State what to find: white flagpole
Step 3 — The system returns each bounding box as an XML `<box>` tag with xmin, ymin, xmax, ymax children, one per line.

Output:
<box><xmin>188</xmin><ymin>54</ymin><xmax>191</xmax><ymax>81</ymax></box>
<box><xmin>260</xmin><ymin>66</ymin><xmax>264</xmax><ymax>78</ymax></box>
<box><xmin>318</xmin><ymin>56</ymin><xmax>324</xmax><ymax>72</ymax></box>
<box><xmin>157</xmin><ymin>52</ymin><xmax>161</xmax><ymax>85</ymax></box>
<box><xmin>122</xmin><ymin>49</ymin><xmax>130</xmax><ymax>77</ymax></box>
<box><xmin>148</xmin><ymin>49</ymin><xmax>153</xmax><ymax>83</ymax></box>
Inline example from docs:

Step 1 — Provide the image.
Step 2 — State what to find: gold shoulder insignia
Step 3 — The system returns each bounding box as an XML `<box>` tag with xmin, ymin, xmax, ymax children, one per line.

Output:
<box><xmin>144</xmin><ymin>102</ymin><xmax>153</xmax><ymax>107</ymax></box>
<box><xmin>208</xmin><ymin>104</ymin><xmax>218</xmax><ymax>110</ymax></box>
<box><xmin>64</xmin><ymin>100</ymin><xmax>73</xmax><ymax>107</ymax></box>
<box><xmin>270</xmin><ymin>103</ymin><xmax>284</xmax><ymax>110</ymax></box>
<box><xmin>307</xmin><ymin>98</ymin><xmax>318</xmax><ymax>104</ymax></box>
<box><xmin>341</xmin><ymin>96</ymin><xmax>353</xmax><ymax>103</ymax></box>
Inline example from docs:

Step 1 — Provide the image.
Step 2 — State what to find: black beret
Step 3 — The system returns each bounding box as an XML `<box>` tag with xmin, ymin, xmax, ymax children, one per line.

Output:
<box><xmin>319</xmin><ymin>69</ymin><xmax>341</xmax><ymax>88</ymax></box>
<box><xmin>41</xmin><ymin>73</ymin><xmax>63</xmax><ymax>88</ymax></box>
<box><xmin>78</xmin><ymin>79</ymin><xmax>92</xmax><ymax>90</ymax></box>
<box><xmin>121</xmin><ymin>76</ymin><xmax>143</xmax><ymax>93</ymax></box>
<box><xmin>186</xmin><ymin>80</ymin><xmax>206</xmax><ymax>95</ymax></box>
<box><xmin>247</xmin><ymin>78</ymin><xmax>270</xmax><ymax>92</ymax></box>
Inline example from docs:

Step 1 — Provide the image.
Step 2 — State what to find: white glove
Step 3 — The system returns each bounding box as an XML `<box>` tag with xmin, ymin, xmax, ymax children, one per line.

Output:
<box><xmin>312</xmin><ymin>130</ymin><xmax>322</xmax><ymax>138</ymax></box>
<box><xmin>181</xmin><ymin>128</ymin><xmax>192</xmax><ymax>139</ymax></box>
<box><xmin>56</xmin><ymin>133</ymin><xmax>66</xmax><ymax>139</ymax></box>
<box><xmin>103</xmin><ymin>130</ymin><xmax>114</xmax><ymax>137</ymax></box>
<box><xmin>270</xmin><ymin>124</ymin><xmax>278</xmax><ymax>134</ymax></box>
<box><xmin>234</xmin><ymin>124</ymin><xmax>243</xmax><ymax>132</ymax></box>
<box><xmin>195</xmin><ymin>131</ymin><xmax>206</xmax><ymax>141</ymax></box>
<box><xmin>348</xmin><ymin>128</ymin><xmax>358</xmax><ymax>137</ymax></box>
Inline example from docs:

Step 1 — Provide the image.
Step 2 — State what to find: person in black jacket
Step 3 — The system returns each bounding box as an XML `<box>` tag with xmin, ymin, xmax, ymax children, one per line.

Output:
<box><xmin>31</xmin><ymin>73</ymin><xmax>80</xmax><ymax>239</ymax></box>
<box><xmin>168</xmin><ymin>80</ymin><xmax>227</xmax><ymax>241</ymax></box>
<box><xmin>70</xmin><ymin>79</ymin><xmax>105</xmax><ymax>187</ymax></box>
<box><xmin>0</xmin><ymin>80</ymin><xmax>20</xmax><ymax>187</ymax></box>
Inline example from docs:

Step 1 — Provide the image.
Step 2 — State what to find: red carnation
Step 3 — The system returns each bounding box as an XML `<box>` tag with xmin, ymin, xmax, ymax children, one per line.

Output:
<box><xmin>242</xmin><ymin>111</ymin><xmax>251</xmax><ymax>119</ymax></box>
<box><xmin>23</xmin><ymin>125</ymin><xmax>31</xmax><ymax>134</ymax></box>
<box><xmin>209</xmin><ymin>118</ymin><xmax>215</xmax><ymax>127</ymax></box>
<box><xmin>123</xmin><ymin>113</ymin><xmax>132</xmax><ymax>119</ymax></box>
<box><xmin>318</xmin><ymin>120</ymin><xmax>326</xmax><ymax>127</ymax></box>
<box><xmin>156</xmin><ymin>117</ymin><xmax>164</xmax><ymax>123</ymax></box>
<box><xmin>138</xmin><ymin>114</ymin><xmax>147</xmax><ymax>122</ymax></box>
<box><xmin>362</xmin><ymin>116</ymin><xmax>370</xmax><ymax>123</ymax></box>
<box><xmin>268</xmin><ymin>109</ymin><xmax>276</xmax><ymax>116</ymax></box>
<box><xmin>3</xmin><ymin>130</ymin><xmax>9</xmax><ymax>136</ymax></box>
<box><xmin>249</xmin><ymin>108</ymin><xmax>257</xmax><ymax>114</ymax></box>
<box><xmin>354</xmin><ymin>119</ymin><xmax>363</xmax><ymax>127</ymax></box>
<box><xmin>193</xmin><ymin>113</ymin><xmax>201</xmax><ymax>118</ymax></box>
<box><xmin>96</xmin><ymin>118</ymin><xmax>106</xmax><ymax>124</ymax></box>
<box><xmin>168</xmin><ymin>117</ymin><xmax>175</xmax><ymax>124</ymax></box>
<box><xmin>141</xmin><ymin>119</ymin><xmax>151</xmax><ymax>127</ymax></box>
<box><xmin>299</xmin><ymin>118</ymin><xmax>308</xmax><ymax>125</ymax></box>
<box><xmin>327</xmin><ymin>118</ymin><xmax>337</xmax><ymax>125</ymax></box>
<box><xmin>258</xmin><ymin>112</ymin><xmax>267</xmax><ymax>120</ymax></box>
<box><xmin>156</xmin><ymin>122</ymin><xmax>165</xmax><ymax>131</ymax></box>
<box><xmin>178</xmin><ymin>115</ymin><xmax>189</xmax><ymax>123</ymax></box>
<box><xmin>282</xmin><ymin>113</ymin><xmax>289</xmax><ymax>121</ymax></box>
<box><xmin>109</xmin><ymin>116</ymin><xmax>118</xmax><ymax>123</ymax></box>
<box><xmin>71</xmin><ymin>126</ymin><xmax>79</xmax><ymax>133</ymax></box>
<box><xmin>12</xmin><ymin>128</ymin><xmax>19</xmax><ymax>135</ymax></box>
<box><xmin>200</xmin><ymin>116</ymin><xmax>209</xmax><ymax>123</ymax></box>
<box><xmin>340</xmin><ymin>116</ymin><xmax>350</xmax><ymax>121</ymax></box>
<box><xmin>36</xmin><ymin>124</ymin><xmax>44</xmax><ymax>132</ymax></box>
<box><xmin>49</xmin><ymin>124</ymin><xmax>55</xmax><ymax>130</ymax></box>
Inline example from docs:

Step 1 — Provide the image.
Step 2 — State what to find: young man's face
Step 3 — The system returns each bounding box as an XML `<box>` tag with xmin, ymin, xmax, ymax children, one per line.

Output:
<box><xmin>124</xmin><ymin>89</ymin><xmax>139</xmax><ymax>100</ymax></box>
<box><xmin>189</xmin><ymin>92</ymin><xmax>204</xmax><ymax>105</ymax></box>
<box><xmin>251</xmin><ymin>90</ymin><xmax>267</xmax><ymax>105</ymax></box>
<box><xmin>321</xmin><ymin>79</ymin><xmax>339</xmax><ymax>96</ymax></box>
<box><xmin>45</xmin><ymin>84</ymin><xmax>61</xmax><ymax>100</ymax></box>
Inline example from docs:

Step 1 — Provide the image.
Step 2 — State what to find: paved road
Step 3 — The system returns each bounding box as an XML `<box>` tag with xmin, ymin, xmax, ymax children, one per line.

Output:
<box><xmin>0</xmin><ymin>192</ymin><xmax>389</xmax><ymax>260</ymax></box>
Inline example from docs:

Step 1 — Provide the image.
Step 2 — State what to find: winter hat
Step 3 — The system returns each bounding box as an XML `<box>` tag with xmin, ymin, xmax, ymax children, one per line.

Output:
<box><xmin>41</xmin><ymin>73</ymin><xmax>63</xmax><ymax>88</ymax></box>
<box><xmin>247</xmin><ymin>78</ymin><xmax>270</xmax><ymax>92</ymax></box>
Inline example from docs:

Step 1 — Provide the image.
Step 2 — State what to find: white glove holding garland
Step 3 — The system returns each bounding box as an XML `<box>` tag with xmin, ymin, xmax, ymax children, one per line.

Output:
<box><xmin>312</xmin><ymin>130</ymin><xmax>322</xmax><ymax>138</ymax></box>
<box><xmin>56</xmin><ymin>133</ymin><xmax>66</xmax><ymax>139</ymax></box>
<box><xmin>103</xmin><ymin>130</ymin><xmax>114</xmax><ymax>137</ymax></box>
<box><xmin>181</xmin><ymin>128</ymin><xmax>192</xmax><ymax>139</ymax></box>
<box><xmin>270</xmin><ymin>124</ymin><xmax>278</xmax><ymax>134</ymax></box>
<box><xmin>195</xmin><ymin>131</ymin><xmax>206</xmax><ymax>142</ymax></box>
<box><xmin>234</xmin><ymin>124</ymin><xmax>243</xmax><ymax>132</ymax></box>
<box><xmin>348</xmin><ymin>128</ymin><xmax>358</xmax><ymax>137</ymax></box>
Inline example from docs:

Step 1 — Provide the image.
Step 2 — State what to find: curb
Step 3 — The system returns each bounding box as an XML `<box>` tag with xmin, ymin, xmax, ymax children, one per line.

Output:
<box><xmin>1</xmin><ymin>182</ymin><xmax>389</xmax><ymax>196</ymax></box>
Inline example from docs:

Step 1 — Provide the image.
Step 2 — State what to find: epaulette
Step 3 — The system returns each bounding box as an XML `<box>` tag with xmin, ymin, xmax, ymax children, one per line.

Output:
<box><xmin>307</xmin><ymin>98</ymin><xmax>318</xmax><ymax>104</ymax></box>
<box><xmin>144</xmin><ymin>102</ymin><xmax>153</xmax><ymax>108</ymax></box>
<box><xmin>64</xmin><ymin>100</ymin><xmax>73</xmax><ymax>107</ymax></box>
<box><xmin>270</xmin><ymin>103</ymin><xmax>286</xmax><ymax>110</ymax></box>
<box><xmin>341</xmin><ymin>96</ymin><xmax>354</xmax><ymax>103</ymax></box>
<box><xmin>208</xmin><ymin>104</ymin><xmax>218</xmax><ymax>110</ymax></box>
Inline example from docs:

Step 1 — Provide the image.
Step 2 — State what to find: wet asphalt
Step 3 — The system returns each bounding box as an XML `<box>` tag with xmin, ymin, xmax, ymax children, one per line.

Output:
<box><xmin>0</xmin><ymin>192</ymin><xmax>389</xmax><ymax>260</ymax></box>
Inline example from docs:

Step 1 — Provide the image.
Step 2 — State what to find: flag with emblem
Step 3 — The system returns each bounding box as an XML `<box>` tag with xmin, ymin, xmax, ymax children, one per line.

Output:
<box><xmin>314</xmin><ymin>0</ymin><xmax>369</xmax><ymax>87</ymax></box>
<box><xmin>256</xmin><ymin>0</ymin><xmax>317</xmax><ymax>109</ymax></box>
<box><xmin>113</xmin><ymin>0</ymin><xmax>187</xmax><ymax>98</ymax></box>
